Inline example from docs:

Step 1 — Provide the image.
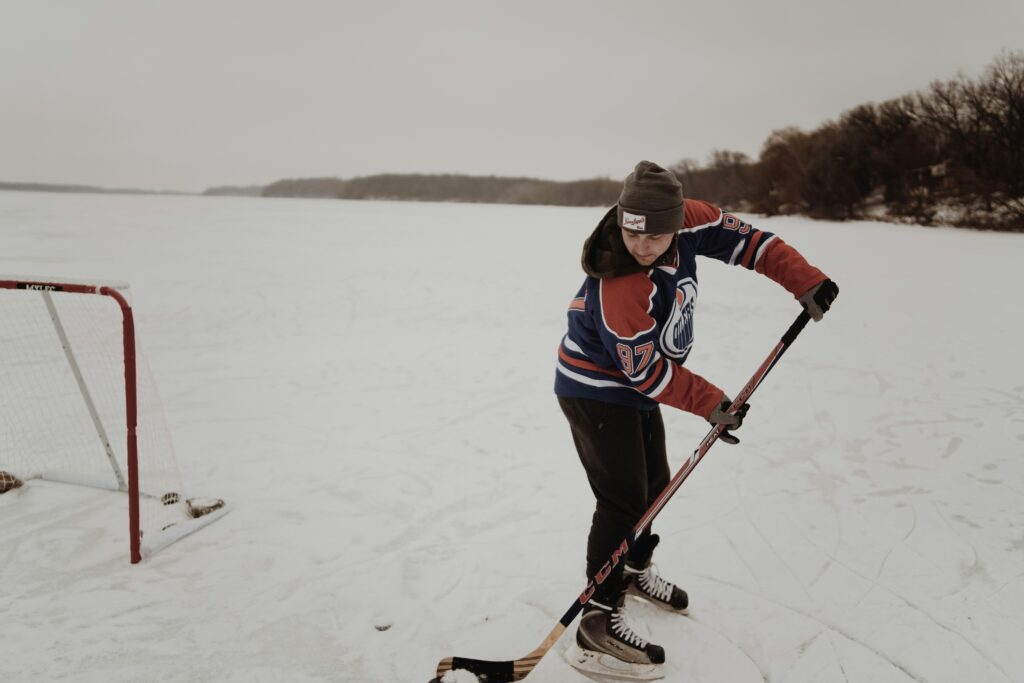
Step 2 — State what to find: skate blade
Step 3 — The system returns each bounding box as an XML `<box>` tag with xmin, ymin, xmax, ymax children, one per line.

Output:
<box><xmin>563</xmin><ymin>643</ymin><xmax>665</xmax><ymax>682</ymax></box>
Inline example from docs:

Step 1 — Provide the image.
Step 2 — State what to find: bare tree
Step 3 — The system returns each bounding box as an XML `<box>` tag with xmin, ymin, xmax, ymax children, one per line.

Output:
<box><xmin>753</xmin><ymin>127</ymin><xmax>812</xmax><ymax>215</ymax></box>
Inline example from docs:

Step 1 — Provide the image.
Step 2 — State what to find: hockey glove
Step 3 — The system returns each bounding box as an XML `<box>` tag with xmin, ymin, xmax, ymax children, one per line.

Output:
<box><xmin>798</xmin><ymin>279</ymin><xmax>839</xmax><ymax>322</ymax></box>
<box><xmin>708</xmin><ymin>397</ymin><xmax>750</xmax><ymax>445</ymax></box>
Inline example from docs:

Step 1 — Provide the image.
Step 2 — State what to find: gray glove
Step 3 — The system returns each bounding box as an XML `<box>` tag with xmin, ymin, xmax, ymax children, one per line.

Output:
<box><xmin>798</xmin><ymin>279</ymin><xmax>839</xmax><ymax>322</ymax></box>
<box><xmin>708</xmin><ymin>396</ymin><xmax>750</xmax><ymax>445</ymax></box>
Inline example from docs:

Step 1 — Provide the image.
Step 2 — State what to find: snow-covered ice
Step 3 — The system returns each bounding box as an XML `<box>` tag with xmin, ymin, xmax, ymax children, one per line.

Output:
<box><xmin>1</xmin><ymin>191</ymin><xmax>1023</xmax><ymax>682</ymax></box>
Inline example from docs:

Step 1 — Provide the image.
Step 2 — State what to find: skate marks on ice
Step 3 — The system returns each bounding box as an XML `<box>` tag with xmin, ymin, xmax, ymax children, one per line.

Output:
<box><xmin>685</xmin><ymin>558</ymin><xmax>1019</xmax><ymax>683</ymax></box>
<box><xmin>697</xmin><ymin>334</ymin><xmax>1024</xmax><ymax>681</ymax></box>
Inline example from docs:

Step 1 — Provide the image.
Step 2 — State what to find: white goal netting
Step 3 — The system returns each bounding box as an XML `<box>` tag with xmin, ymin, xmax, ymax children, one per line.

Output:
<box><xmin>0</xmin><ymin>277</ymin><xmax>225</xmax><ymax>562</ymax></box>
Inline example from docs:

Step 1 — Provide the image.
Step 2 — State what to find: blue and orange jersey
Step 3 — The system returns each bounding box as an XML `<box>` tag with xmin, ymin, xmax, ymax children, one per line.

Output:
<box><xmin>555</xmin><ymin>199</ymin><xmax>827</xmax><ymax>418</ymax></box>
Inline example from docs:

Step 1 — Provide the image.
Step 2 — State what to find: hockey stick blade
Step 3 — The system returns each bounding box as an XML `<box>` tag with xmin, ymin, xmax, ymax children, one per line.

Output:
<box><xmin>430</xmin><ymin>311</ymin><xmax>812</xmax><ymax>682</ymax></box>
<box><xmin>431</xmin><ymin>623</ymin><xmax>566</xmax><ymax>682</ymax></box>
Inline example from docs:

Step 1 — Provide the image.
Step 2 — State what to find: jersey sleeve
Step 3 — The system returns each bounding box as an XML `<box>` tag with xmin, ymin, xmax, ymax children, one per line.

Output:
<box><xmin>682</xmin><ymin>199</ymin><xmax>828</xmax><ymax>297</ymax></box>
<box><xmin>597</xmin><ymin>274</ymin><xmax>723</xmax><ymax>419</ymax></box>
<box><xmin>754</xmin><ymin>238</ymin><xmax>828</xmax><ymax>297</ymax></box>
<box><xmin>681</xmin><ymin>199</ymin><xmax>778</xmax><ymax>269</ymax></box>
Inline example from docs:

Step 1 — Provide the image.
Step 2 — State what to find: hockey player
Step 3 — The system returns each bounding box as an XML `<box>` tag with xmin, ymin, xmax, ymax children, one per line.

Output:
<box><xmin>555</xmin><ymin>160</ymin><xmax>838</xmax><ymax>677</ymax></box>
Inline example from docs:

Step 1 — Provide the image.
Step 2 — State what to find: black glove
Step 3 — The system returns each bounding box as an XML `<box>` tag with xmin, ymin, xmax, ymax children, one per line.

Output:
<box><xmin>798</xmin><ymin>279</ymin><xmax>839</xmax><ymax>322</ymax></box>
<box><xmin>708</xmin><ymin>397</ymin><xmax>750</xmax><ymax>445</ymax></box>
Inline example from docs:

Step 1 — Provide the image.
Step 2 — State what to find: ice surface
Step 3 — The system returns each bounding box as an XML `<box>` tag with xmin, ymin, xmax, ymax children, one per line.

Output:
<box><xmin>1</xmin><ymin>191</ymin><xmax>1022</xmax><ymax>682</ymax></box>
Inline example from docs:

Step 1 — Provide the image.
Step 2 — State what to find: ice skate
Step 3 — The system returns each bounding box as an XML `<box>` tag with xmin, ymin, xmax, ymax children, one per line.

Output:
<box><xmin>625</xmin><ymin>534</ymin><xmax>689</xmax><ymax>614</ymax></box>
<box><xmin>567</xmin><ymin>594</ymin><xmax>665</xmax><ymax>682</ymax></box>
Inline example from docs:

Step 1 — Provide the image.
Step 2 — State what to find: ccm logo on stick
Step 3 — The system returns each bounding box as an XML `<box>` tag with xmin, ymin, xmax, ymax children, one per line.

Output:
<box><xmin>578</xmin><ymin>537</ymin><xmax>630</xmax><ymax>604</ymax></box>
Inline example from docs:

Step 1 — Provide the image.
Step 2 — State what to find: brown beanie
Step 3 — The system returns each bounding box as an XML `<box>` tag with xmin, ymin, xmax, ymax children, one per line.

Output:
<box><xmin>616</xmin><ymin>160</ymin><xmax>684</xmax><ymax>235</ymax></box>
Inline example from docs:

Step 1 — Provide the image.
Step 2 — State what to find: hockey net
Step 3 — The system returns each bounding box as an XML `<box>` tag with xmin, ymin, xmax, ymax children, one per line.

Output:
<box><xmin>0</xmin><ymin>276</ymin><xmax>226</xmax><ymax>563</ymax></box>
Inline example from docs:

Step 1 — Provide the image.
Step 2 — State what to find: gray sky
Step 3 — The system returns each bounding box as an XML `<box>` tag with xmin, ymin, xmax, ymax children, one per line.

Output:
<box><xmin>2</xmin><ymin>0</ymin><xmax>1022</xmax><ymax>193</ymax></box>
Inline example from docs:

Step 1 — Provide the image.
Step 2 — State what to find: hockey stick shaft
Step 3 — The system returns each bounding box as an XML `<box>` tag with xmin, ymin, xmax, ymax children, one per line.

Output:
<box><xmin>432</xmin><ymin>310</ymin><xmax>812</xmax><ymax>682</ymax></box>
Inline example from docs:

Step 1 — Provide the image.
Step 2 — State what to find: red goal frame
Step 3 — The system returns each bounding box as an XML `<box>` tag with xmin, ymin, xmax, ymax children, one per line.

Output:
<box><xmin>4</xmin><ymin>276</ymin><xmax>151</xmax><ymax>563</ymax></box>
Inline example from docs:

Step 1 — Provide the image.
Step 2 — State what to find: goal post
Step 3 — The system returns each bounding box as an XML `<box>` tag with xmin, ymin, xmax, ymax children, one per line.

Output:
<box><xmin>0</xmin><ymin>276</ymin><xmax>226</xmax><ymax>563</ymax></box>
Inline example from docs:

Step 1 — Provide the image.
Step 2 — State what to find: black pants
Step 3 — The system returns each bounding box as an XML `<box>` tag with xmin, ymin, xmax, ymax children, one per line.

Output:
<box><xmin>558</xmin><ymin>396</ymin><xmax>670</xmax><ymax>583</ymax></box>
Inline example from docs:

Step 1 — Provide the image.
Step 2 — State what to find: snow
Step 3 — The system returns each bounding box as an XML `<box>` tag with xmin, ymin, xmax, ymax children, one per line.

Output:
<box><xmin>1</xmin><ymin>190</ymin><xmax>1023</xmax><ymax>682</ymax></box>
<box><xmin>441</xmin><ymin>671</ymin><xmax>483</xmax><ymax>683</ymax></box>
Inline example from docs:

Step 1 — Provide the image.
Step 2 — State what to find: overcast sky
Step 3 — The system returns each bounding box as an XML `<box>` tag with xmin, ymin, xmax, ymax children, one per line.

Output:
<box><xmin>2</xmin><ymin>0</ymin><xmax>1022</xmax><ymax>193</ymax></box>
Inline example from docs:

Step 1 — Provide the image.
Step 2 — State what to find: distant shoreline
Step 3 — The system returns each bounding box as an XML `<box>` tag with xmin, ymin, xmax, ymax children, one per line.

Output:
<box><xmin>4</xmin><ymin>174</ymin><xmax>1020</xmax><ymax>232</ymax></box>
<box><xmin>1</xmin><ymin>173</ymin><xmax>623</xmax><ymax>208</ymax></box>
<box><xmin>0</xmin><ymin>181</ymin><xmax>193</xmax><ymax>197</ymax></box>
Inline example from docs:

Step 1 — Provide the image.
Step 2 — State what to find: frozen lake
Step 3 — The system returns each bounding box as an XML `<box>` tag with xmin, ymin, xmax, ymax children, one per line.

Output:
<box><xmin>1</xmin><ymin>190</ymin><xmax>1023</xmax><ymax>682</ymax></box>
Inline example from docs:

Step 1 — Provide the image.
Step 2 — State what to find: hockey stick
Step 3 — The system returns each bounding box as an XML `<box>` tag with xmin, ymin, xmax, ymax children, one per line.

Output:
<box><xmin>430</xmin><ymin>310</ymin><xmax>813</xmax><ymax>683</ymax></box>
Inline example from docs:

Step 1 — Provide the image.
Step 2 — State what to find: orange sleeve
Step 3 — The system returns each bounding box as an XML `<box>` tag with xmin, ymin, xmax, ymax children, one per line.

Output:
<box><xmin>755</xmin><ymin>238</ymin><xmax>828</xmax><ymax>297</ymax></box>
<box><xmin>651</xmin><ymin>365</ymin><xmax>724</xmax><ymax>419</ymax></box>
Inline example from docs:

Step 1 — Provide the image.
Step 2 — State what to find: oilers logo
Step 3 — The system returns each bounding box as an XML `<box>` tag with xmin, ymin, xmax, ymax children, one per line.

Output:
<box><xmin>660</xmin><ymin>277</ymin><xmax>697</xmax><ymax>360</ymax></box>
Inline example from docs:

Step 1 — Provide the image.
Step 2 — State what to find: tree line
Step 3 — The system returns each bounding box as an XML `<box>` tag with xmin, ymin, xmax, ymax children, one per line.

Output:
<box><xmin>212</xmin><ymin>50</ymin><xmax>1023</xmax><ymax>230</ymax></box>
<box><xmin>259</xmin><ymin>174</ymin><xmax>621</xmax><ymax>207</ymax></box>
<box><xmin>674</xmin><ymin>50</ymin><xmax>1023</xmax><ymax>230</ymax></box>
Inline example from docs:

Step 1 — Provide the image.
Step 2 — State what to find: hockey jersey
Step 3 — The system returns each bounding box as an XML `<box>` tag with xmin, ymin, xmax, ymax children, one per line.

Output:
<box><xmin>554</xmin><ymin>199</ymin><xmax>826</xmax><ymax>419</ymax></box>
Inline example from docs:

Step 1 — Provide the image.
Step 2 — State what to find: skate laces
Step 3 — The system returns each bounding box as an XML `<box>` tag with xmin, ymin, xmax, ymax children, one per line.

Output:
<box><xmin>610</xmin><ymin>608</ymin><xmax>649</xmax><ymax>648</ymax></box>
<box><xmin>638</xmin><ymin>564</ymin><xmax>674</xmax><ymax>603</ymax></box>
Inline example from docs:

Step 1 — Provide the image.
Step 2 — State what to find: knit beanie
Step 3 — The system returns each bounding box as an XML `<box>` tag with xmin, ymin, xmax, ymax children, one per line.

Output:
<box><xmin>616</xmin><ymin>160</ymin><xmax>684</xmax><ymax>235</ymax></box>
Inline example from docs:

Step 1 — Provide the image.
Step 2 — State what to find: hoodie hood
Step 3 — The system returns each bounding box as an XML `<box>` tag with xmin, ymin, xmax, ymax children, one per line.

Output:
<box><xmin>581</xmin><ymin>207</ymin><xmax>677</xmax><ymax>279</ymax></box>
